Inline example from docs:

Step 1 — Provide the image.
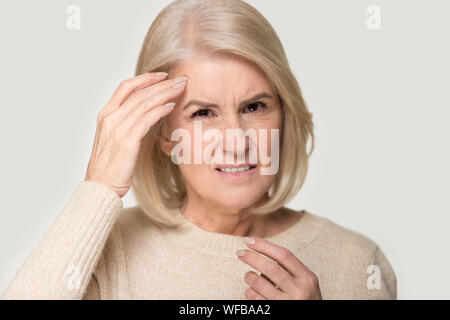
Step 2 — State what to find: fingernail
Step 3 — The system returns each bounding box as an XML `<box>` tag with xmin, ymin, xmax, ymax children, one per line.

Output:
<box><xmin>236</xmin><ymin>250</ymin><xmax>245</xmax><ymax>257</ymax></box>
<box><xmin>173</xmin><ymin>81</ymin><xmax>187</xmax><ymax>89</ymax></box>
<box><xmin>155</xmin><ymin>72</ymin><xmax>168</xmax><ymax>77</ymax></box>
<box><xmin>243</xmin><ymin>237</ymin><xmax>255</xmax><ymax>245</ymax></box>
<box><xmin>164</xmin><ymin>102</ymin><xmax>175</xmax><ymax>108</ymax></box>
<box><xmin>174</xmin><ymin>76</ymin><xmax>189</xmax><ymax>83</ymax></box>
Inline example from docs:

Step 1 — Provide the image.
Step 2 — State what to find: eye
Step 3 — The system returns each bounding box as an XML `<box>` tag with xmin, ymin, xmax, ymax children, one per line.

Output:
<box><xmin>243</xmin><ymin>101</ymin><xmax>268</xmax><ymax>113</ymax></box>
<box><xmin>191</xmin><ymin>108</ymin><xmax>215</xmax><ymax>119</ymax></box>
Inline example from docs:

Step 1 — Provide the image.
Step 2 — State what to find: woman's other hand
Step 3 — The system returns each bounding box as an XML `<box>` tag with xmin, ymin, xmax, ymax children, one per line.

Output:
<box><xmin>237</xmin><ymin>237</ymin><xmax>322</xmax><ymax>300</ymax></box>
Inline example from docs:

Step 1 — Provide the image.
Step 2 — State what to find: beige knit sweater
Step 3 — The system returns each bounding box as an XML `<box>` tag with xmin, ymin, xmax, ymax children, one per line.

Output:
<box><xmin>2</xmin><ymin>181</ymin><xmax>397</xmax><ymax>300</ymax></box>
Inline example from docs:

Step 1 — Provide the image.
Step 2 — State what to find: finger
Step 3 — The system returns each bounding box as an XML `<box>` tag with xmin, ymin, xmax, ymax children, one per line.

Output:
<box><xmin>260</xmin><ymin>273</ymin><xmax>278</xmax><ymax>288</ymax></box>
<box><xmin>131</xmin><ymin>103</ymin><xmax>176</xmax><ymax>141</ymax></box>
<box><xmin>116</xmin><ymin>76</ymin><xmax>188</xmax><ymax>121</ymax></box>
<box><xmin>237</xmin><ymin>250</ymin><xmax>296</xmax><ymax>294</ymax></box>
<box><xmin>104</xmin><ymin>72</ymin><xmax>169</xmax><ymax>114</ymax></box>
<box><xmin>119</xmin><ymin>79</ymin><xmax>187</xmax><ymax>134</ymax></box>
<box><xmin>245</xmin><ymin>287</ymin><xmax>266</xmax><ymax>300</ymax></box>
<box><xmin>243</xmin><ymin>237</ymin><xmax>312</xmax><ymax>278</ymax></box>
<box><xmin>244</xmin><ymin>271</ymin><xmax>285</xmax><ymax>300</ymax></box>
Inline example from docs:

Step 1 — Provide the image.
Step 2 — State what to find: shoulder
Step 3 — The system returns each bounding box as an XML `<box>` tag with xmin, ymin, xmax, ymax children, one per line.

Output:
<box><xmin>296</xmin><ymin>210</ymin><xmax>381</xmax><ymax>265</ymax></box>
<box><xmin>98</xmin><ymin>206</ymin><xmax>158</xmax><ymax>254</ymax></box>
<box><xmin>112</xmin><ymin>206</ymin><xmax>160</xmax><ymax>241</ymax></box>
<box><xmin>116</xmin><ymin>206</ymin><xmax>152</xmax><ymax>229</ymax></box>
<box><xmin>301</xmin><ymin>210</ymin><xmax>397</xmax><ymax>299</ymax></box>
<box><xmin>94</xmin><ymin>206</ymin><xmax>156</xmax><ymax>271</ymax></box>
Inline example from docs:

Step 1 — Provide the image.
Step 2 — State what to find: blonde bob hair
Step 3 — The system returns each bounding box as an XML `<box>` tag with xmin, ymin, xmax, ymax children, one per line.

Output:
<box><xmin>132</xmin><ymin>0</ymin><xmax>314</xmax><ymax>228</ymax></box>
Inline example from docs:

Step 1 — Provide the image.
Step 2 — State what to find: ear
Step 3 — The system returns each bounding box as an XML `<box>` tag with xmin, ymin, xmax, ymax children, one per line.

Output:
<box><xmin>156</xmin><ymin>124</ymin><xmax>175</xmax><ymax>157</ymax></box>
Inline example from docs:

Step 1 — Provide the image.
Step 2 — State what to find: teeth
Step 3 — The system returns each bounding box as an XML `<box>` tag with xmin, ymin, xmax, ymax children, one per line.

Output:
<box><xmin>219</xmin><ymin>166</ymin><xmax>252</xmax><ymax>173</ymax></box>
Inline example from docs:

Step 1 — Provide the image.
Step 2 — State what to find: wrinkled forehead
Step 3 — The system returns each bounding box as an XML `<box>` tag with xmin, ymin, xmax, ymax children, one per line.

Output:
<box><xmin>170</xmin><ymin>55</ymin><xmax>275</xmax><ymax>104</ymax></box>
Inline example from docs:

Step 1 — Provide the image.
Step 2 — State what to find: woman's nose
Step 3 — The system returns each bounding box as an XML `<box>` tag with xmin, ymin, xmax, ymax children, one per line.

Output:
<box><xmin>219</xmin><ymin>115</ymin><xmax>250</xmax><ymax>160</ymax></box>
<box><xmin>222</xmin><ymin>113</ymin><xmax>243</xmax><ymax>131</ymax></box>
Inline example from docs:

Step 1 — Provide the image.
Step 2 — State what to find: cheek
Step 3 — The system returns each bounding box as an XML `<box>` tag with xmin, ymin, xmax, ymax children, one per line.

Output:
<box><xmin>178</xmin><ymin>163</ymin><xmax>212</xmax><ymax>183</ymax></box>
<box><xmin>254</xmin><ymin>123</ymin><xmax>281</xmax><ymax>158</ymax></box>
<box><xmin>178</xmin><ymin>163</ymin><xmax>217</xmax><ymax>198</ymax></box>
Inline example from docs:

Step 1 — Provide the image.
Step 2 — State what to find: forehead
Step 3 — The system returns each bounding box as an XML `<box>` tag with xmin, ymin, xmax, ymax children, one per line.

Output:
<box><xmin>171</xmin><ymin>55</ymin><xmax>273</xmax><ymax>99</ymax></box>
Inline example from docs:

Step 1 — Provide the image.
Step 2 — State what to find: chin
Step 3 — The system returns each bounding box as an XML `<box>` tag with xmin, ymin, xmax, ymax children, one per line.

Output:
<box><xmin>210</xmin><ymin>188</ymin><xmax>266</xmax><ymax>210</ymax></box>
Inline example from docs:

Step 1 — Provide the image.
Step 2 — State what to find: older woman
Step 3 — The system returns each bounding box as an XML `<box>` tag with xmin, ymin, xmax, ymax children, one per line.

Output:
<box><xmin>2</xmin><ymin>0</ymin><xmax>396</xmax><ymax>300</ymax></box>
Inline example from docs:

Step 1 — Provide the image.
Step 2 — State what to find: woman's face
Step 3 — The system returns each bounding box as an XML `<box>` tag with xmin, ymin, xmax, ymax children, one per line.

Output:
<box><xmin>159</xmin><ymin>54</ymin><xmax>282</xmax><ymax>211</ymax></box>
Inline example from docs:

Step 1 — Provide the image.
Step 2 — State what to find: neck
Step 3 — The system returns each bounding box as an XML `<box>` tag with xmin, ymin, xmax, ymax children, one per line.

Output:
<box><xmin>180</xmin><ymin>193</ymin><xmax>270</xmax><ymax>237</ymax></box>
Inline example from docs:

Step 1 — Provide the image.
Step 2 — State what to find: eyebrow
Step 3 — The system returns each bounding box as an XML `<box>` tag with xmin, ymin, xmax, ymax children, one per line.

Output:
<box><xmin>182</xmin><ymin>92</ymin><xmax>274</xmax><ymax>111</ymax></box>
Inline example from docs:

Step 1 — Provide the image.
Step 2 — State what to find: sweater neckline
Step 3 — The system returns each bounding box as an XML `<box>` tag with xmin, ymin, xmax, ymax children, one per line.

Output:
<box><xmin>172</xmin><ymin>209</ymin><xmax>324</xmax><ymax>257</ymax></box>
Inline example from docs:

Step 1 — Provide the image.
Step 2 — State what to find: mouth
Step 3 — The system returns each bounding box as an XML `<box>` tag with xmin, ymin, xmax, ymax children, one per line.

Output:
<box><xmin>214</xmin><ymin>163</ymin><xmax>258</xmax><ymax>178</ymax></box>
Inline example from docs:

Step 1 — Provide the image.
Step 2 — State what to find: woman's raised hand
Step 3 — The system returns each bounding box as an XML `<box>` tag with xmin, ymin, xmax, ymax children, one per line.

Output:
<box><xmin>84</xmin><ymin>72</ymin><xmax>188</xmax><ymax>198</ymax></box>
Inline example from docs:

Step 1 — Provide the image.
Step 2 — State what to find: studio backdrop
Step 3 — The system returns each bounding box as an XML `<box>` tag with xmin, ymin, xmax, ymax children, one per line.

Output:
<box><xmin>0</xmin><ymin>0</ymin><xmax>449</xmax><ymax>299</ymax></box>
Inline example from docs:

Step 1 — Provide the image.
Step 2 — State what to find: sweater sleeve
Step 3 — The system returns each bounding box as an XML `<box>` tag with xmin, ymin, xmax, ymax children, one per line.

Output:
<box><xmin>83</xmin><ymin>274</ymin><xmax>101</xmax><ymax>300</ymax></box>
<box><xmin>1</xmin><ymin>180</ymin><xmax>123</xmax><ymax>300</ymax></box>
<box><xmin>366</xmin><ymin>246</ymin><xmax>397</xmax><ymax>299</ymax></box>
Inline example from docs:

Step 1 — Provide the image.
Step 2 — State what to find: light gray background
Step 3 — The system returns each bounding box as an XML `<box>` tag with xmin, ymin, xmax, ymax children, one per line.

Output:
<box><xmin>1</xmin><ymin>0</ymin><xmax>449</xmax><ymax>299</ymax></box>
